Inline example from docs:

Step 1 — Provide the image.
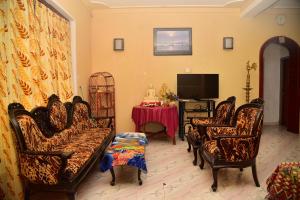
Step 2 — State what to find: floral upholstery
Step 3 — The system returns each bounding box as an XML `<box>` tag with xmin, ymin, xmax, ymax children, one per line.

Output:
<box><xmin>14</xmin><ymin>99</ymin><xmax>112</xmax><ymax>185</ymax></box>
<box><xmin>266</xmin><ymin>162</ymin><xmax>300</xmax><ymax>200</ymax></box>
<box><xmin>220</xmin><ymin>136</ymin><xmax>258</xmax><ymax>162</ymax></box>
<box><xmin>49</xmin><ymin>101</ymin><xmax>68</xmax><ymax>131</ymax></box>
<box><xmin>203</xmin><ymin>140</ymin><xmax>219</xmax><ymax>156</ymax></box>
<box><xmin>235</xmin><ymin>108</ymin><xmax>260</xmax><ymax>136</ymax></box>
<box><xmin>188</xmin><ymin>98</ymin><xmax>235</xmax><ymax>143</ymax></box>
<box><xmin>191</xmin><ymin>103</ymin><xmax>233</xmax><ymax>127</ymax></box>
<box><xmin>206</xmin><ymin>107</ymin><xmax>262</xmax><ymax>140</ymax></box>
<box><xmin>200</xmin><ymin>103</ymin><xmax>263</xmax><ymax>191</ymax></box>
<box><xmin>19</xmin><ymin>154</ymin><xmax>62</xmax><ymax>185</ymax></box>
<box><xmin>191</xmin><ymin>118</ymin><xmax>213</xmax><ymax>126</ymax></box>
<box><xmin>202</xmin><ymin>106</ymin><xmax>263</xmax><ymax>162</ymax></box>
<box><xmin>17</xmin><ymin>115</ymin><xmax>54</xmax><ymax>151</ymax></box>
<box><xmin>214</xmin><ymin>103</ymin><xmax>234</xmax><ymax>125</ymax></box>
<box><xmin>53</xmin><ymin>128</ymin><xmax>111</xmax><ymax>180</ymax></box>
<box><xmin>207</xmin><ymin>127</ymin><xmax>237</xmax><ymax>140</ymax></box>
<box><xmin>72</xmin><ymin>103</ymin><xmax>95</xmax><ymax>130</ymax></box>
<box><xmin>95</xmin><ymin>118</ymin><xmax>111</xmax><ymax>128</ymax></box>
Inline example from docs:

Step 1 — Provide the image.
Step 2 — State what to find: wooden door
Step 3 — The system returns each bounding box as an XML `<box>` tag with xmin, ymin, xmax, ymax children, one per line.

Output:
<box><xmin>280</xmin><ymin>57</ymin><xmax>289</xmax><ymax>126</ymax></box>
<box><xmin>259</xmin><ymin>36</ymin><xmax>300</xmax><ymax>134</ymax></box>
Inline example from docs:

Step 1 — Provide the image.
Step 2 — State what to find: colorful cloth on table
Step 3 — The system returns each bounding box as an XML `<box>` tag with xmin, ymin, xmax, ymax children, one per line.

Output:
<box><xmin>100</xmin><ymin>132</ymin><xmax>148</xmax><ymax>173</ymax></box>
<box><xmin>114</xmin><ymin>132</ymin><xmax>148</xmax><ymax>146</ymax></box>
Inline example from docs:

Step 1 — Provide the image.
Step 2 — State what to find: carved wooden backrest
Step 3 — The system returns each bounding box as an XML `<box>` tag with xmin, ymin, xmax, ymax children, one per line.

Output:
<box><xmin>47</xmin><ymin>94</ymin><xmax>68</xmax><ymax>132</ymax></box>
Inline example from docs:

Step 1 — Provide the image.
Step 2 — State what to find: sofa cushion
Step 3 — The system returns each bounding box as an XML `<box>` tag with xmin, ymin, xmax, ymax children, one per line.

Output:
<box><xmin>49</xmin><ymin>101</ymin><xmax>68</xmax><ymax>132</ymax></box>
<box><xmin>17</xmin><ymin>115</ymin><xmax>53</xmax><ymax>151</ymax></box>
<box><xmin>53</xmin><ymin>128</ymin><xmax>111</xmax><ymax>180</ymax></box>
<box><xmin>49</xmin><ymin>125</ymin><xmax>79</xmax><ymax>146</ymax></box>
<box><xmin>20</xmin><ymin>154</ymin><xmax>62</xmax><ymax>185</ymax></box>
<box><xmin>72</xmin><ymin>103</ymin><xmax>89</xmax><ymax>124</ymax></box>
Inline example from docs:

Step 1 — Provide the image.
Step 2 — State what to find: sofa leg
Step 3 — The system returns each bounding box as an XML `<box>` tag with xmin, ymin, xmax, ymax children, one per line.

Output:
<box><xmin>199</xmin><ymin>148</ymin><xmax>204</xmax><ymax>169</ymax></box>
<box><xmin>192</xmin><ymin>147</ymin><xmax>198</xmax><ymax>165</ymax></box>
<box><xmin>252</xmin><ymin>161</ymin><xmax>260</xmax><ymax>187</ymax></box>
<box><xmin>110</xmin><ymin>168</ymin><xmax>116</xmax><ymax>186</ymax></box>
<box><xmin>67</xmin><ymin>192</ymin><xmax>75</xmax><ymax>200</ymax></box>
<box><xmin>211</xmin><ymin>168</ymin><xmax>218</xmax><ymax>192</ymax></box>
<box><xmin>24</xmin><ymin>185</ymin><xmax>30</xmax><ymax>200</ymax></box>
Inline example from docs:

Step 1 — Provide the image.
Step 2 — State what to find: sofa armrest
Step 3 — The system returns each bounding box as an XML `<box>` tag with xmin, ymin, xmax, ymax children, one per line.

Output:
<box><xmin>20</xmin><ymin>150</ymin><xmax>74</xmax><ymax>185</ymax></box>
<box><xmin>190</xmin><ymin>117</ymin><xmax>214</xmax><ymax>127</ymax></box>
<box><xmin>23</xmin><ymin>150</ymin><xmax>74</xmax><ymax>158</ymax></box>
<box><xmin>206</xmin><ymin>126</ymin><xmax>237</xmax><ymax>139</ymax></box>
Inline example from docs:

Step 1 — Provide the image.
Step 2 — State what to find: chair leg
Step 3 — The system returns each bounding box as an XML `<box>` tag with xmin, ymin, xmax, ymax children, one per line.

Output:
<box><xmin>252</xmin><ymin>161</ymin><xmax>260</xmax><ymax>187</ymax></box>
<box><xmin>211</xmin><ymin>168</ymin><xmax>218</xmax><ymax>192</ymax></box>
<box><xmin>199</xmin><ymin>148</ymin><xmax>204</xmax><ymax>169</ymax></box>
<box><xmin>186</xmin><ymin>137</ymin><xmax>191</xmax><ymax>152</ymax></box>
<box><xmin>192</xmin><ymin>146</ymin><xmax>198</xmax><ymax>165</ymax></box>
<box><xmin>239</xmin><ymin>168</ymin><xmax>243</xmax><ymax>172</ymax></box>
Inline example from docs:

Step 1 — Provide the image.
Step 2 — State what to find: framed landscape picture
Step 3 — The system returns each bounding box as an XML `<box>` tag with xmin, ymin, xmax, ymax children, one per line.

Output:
<box><xmin>153</xmin><ymin>28</ymin><xmax>192</xmax><ymax>56</ymax></box>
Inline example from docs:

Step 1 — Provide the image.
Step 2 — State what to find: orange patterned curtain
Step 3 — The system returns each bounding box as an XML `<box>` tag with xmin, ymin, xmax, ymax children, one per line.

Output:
<box><xmin>0</xmin><ymin>0</ymin><xmax>73</xmax><ymax>199</ymax></box>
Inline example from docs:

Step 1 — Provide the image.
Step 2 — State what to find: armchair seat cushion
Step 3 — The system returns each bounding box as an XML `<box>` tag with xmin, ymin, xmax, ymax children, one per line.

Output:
<box><xmin>53</xmin><ymin>128</ymin><xmax>111</xmax><ymax>180</ymax></box>
<box><xmin>203</xmin><ymin>140</ymin><xmax>219</xmax><ymax>156</ymax></box>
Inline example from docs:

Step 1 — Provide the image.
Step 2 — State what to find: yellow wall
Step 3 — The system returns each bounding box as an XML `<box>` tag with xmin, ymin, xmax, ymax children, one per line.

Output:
<box><xmin>91</xmin><ymin>7</ymin><xmax>300</xmax><ymax>132</ymax></box>
<box><xmin>56</xmin><ymin>0</ymin><xmax>92</xmax><ymax>100</ymax></box>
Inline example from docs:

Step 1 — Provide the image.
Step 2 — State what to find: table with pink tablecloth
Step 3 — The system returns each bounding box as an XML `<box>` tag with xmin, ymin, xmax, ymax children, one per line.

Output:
<box><xmin>131</xmin><ymin>106</ymin><xmax>178</xmax><ymax>144</ymax></box>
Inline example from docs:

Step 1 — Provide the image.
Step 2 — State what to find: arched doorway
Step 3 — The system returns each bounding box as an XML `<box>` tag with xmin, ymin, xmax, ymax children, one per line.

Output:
<box><xmin>259</xmin><ymin>36</ymin><xmax>300</xmax><ymax>133</ymax></box>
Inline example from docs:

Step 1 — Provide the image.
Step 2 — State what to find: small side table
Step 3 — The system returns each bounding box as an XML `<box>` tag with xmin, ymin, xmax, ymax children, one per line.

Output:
<box><xmin>132</xmin><ymin>105</ymin><xmax>178</xmax><ymax>145</ymax></box>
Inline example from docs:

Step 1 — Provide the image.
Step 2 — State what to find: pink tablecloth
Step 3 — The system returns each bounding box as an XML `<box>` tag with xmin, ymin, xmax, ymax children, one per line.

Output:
<box><xmin>131</xmin><ymin>106</ymin><xmax>178</xmax><ymax>138</ymax></box>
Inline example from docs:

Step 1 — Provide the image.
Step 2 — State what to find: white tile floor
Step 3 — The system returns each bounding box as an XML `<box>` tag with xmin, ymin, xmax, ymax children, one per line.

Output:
<box><xmin>32</xmin><ymin>125</ymin><xmax>300</xmax><ymax>200</ymax></box>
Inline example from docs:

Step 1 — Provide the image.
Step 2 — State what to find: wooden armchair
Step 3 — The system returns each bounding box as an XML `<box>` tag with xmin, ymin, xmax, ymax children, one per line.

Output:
<box><xmin>185</xmin><ymin>96</ymin><xmax>236</xmax><ymax>165</ymax></box>
<box><xmin>200</xmin><ymin>102</ymin><xmax>264</xmax><ymax>191</ymax></box>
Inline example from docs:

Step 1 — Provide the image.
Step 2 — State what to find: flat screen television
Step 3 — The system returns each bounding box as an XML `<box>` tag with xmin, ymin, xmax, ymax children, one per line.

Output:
<box><xmin>177</xmin><ymin>74</ymin><xmax>219</xmax><ymax>100</ymax></box>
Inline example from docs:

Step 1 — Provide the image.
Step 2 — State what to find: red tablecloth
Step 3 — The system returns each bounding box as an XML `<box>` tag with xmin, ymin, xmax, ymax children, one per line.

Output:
<box><xmin>131</xmin><ymin>106</ymin><xmax>178</xmax><ymax>138</ymax></box>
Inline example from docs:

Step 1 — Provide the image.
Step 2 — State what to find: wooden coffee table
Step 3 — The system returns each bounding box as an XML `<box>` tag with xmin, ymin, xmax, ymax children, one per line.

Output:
<box><xmin>100</xmin><ymin>132</ymin><xmax>148</xmax><ymax>185</ymax></box>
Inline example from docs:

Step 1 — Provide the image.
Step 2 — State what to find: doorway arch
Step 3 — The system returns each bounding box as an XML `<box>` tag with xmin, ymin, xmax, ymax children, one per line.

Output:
<box><xmin>259</xmin><ymin>36</ymin><xmax>300</xmax><ymax>133</ymax></box>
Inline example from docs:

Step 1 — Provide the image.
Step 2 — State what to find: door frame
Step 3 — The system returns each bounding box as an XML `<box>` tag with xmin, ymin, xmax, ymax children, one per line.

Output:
<box><xmin>259</xmin><ymin>36</ymin><xmax>300</xmax><ymax>133</ymax></box>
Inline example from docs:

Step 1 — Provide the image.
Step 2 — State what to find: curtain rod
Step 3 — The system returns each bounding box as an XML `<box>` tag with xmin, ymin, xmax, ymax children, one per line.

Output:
<box><xmin>37</xmin><ymin>0</ymin><xmax>69</xmax><ymax>21</ymax></box>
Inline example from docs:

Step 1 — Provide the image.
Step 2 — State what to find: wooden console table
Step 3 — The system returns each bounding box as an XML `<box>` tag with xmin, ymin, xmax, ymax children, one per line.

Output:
<box><xmin>131</xmin><ymin>106</ymin><xmax>178</xmax><ymax>145</ymax></box>
<box><xmin>178</xmin><ymin>99</ymin><xmax>215</xmax><ymax>140</ymax></box>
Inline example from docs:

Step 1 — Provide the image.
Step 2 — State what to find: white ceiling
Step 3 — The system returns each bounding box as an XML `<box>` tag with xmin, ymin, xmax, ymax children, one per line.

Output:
<box><xmin>89</xmin><ymin>0</ymin><xmax>300</xmax><ymax>9</ymax></box>
<box><xmin>89</xmin><ymin>0</ymin><xmax>245</xmax><ymax>8</ymax></box>
<box><xmin>273</xmin><ymin>0</ymin><xmax>300</xmax><ymax>8</ymax></box>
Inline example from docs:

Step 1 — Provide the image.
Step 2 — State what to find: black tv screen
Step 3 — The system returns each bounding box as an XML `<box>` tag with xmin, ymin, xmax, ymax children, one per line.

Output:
<box><xmin>177</xmin><ymin>74</ymin><xmax>219</xmax><ymax>100</ymax></box>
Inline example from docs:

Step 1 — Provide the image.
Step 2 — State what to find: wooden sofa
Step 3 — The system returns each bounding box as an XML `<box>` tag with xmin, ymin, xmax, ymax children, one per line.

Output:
<box><xmin>8</xmin><ymin>94</ymin><xmax>115</xmax><ymax>200</ymax></box>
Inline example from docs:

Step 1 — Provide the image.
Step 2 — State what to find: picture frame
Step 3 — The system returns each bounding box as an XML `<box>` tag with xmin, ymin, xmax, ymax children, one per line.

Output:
<box><xmin>113</xmin><ymin>38</ymin><xmax>124</xmax><ymax>51</ymax></box>
<box><xmin>153</xmin><ymin>28</ymin><xmax>192</xmax><ymax>56</ymax></box>
<box><xmin>223</xmin><ymin>37</ymin><xmax>233</xmax><ymax>49</ymax></box>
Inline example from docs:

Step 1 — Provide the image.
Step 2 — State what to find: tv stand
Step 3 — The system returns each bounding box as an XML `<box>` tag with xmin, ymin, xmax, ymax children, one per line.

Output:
<box><xmin>178</xmin><ymin>99</ymin><xmax>215</xmax><ymax>140</ymax></box>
